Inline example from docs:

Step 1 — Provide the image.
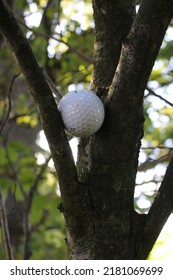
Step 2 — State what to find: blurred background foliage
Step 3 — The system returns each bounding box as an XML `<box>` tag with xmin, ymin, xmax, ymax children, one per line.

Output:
<box><xmin>0</xmin><ymin>0</ymin><xmax>173</xmax><ymax>259</ymax></box>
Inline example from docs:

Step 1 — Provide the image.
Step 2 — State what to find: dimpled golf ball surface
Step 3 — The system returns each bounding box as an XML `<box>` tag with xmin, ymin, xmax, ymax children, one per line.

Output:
<box><xmin>58</xmin><ymin>89</ymin><xmax>105</xmax><ymax>137</ymax></box>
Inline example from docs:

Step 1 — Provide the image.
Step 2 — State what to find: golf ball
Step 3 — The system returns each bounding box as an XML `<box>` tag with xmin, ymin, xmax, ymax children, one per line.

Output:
<box><xmin>58</xmin><ymin>89</ymin><xmax>105</xmax><ymax>137</ymax></box>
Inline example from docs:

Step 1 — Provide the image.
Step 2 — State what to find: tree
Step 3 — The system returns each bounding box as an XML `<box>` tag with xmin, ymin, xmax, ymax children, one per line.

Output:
<box><xmin>0</xmin><ymin>0</ymin><xmax>173</xmax><ymax>260</ymax></box>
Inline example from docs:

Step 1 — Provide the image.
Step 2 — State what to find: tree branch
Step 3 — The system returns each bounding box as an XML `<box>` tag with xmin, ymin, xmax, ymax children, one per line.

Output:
<box><xmin>82</xmin><ymin>0</ymin><xmax>173</xmax><ymax>259</ymax></box>
<box><xmin>18</xmin><ymin>19</ymin><xmax>93</xmax><ymax>64</ymax></box>
<box><xmin>23</xmin><ymin>155</ymin><xmax>51</xmax><ymax>260</ymax></box>
<box><xmin>106</xmin><ymin>0</ymin><xmax>173</xmax><ymax>209</ymax></box>
<box><xmin>0</xmin><ymin>72</ymin><xmax>20</xmax><ymax>136</ymax></box>
<box><xmin>92</xmin><ymin>0</ymin><xmax>135</xmax><ymax>95</ymax></box>
<box><xmin>107</xmin><ymin>0</ymin><xmax>173</xmax><ymax>259</ymax></box>
<box><xmin>40</xmin><ymin>0</ymin><xmax>55</xmax><ymax>36</ymax></box>
<box><xmin>110</xmin><ymin>0</ymin><xmax>173</xmax><ymax>102</ymax></box>
<box><xmin>42</xmin><ymin>68</ymin><xmax>62</xmax><ymax>102</ymax></box>
<box><xmin>3</xmin><ymin>139</ymin><xmax>27</xmax><ymax>199</ymax></box>
<box><xmin>138</xmin><ymin>150</ymin><xmax>173</xmax><ymax>172</ymax></box>
<box><xmin>0</xmin><ymin>186</ymin><xmax>13</xmax><ymax>260</ymax></box>
<box><xmin>146</xmin><ymin>87</ymin><xmax>173</xmax><ymax>107</ymax></box>
<box><xmin>0</xmin><ymin>0</ymin><xmax>90</xmax><ymax>244</ymax></box>
<box><xmin>141</xmin><ymin>156</ymin><xmax>173</xmax><ymax>259</ymax></box>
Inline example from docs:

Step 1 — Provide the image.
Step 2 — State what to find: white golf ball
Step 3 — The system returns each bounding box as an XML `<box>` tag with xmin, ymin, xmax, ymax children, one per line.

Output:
<box><xmin>58</xmin><ymin>89</ymin><xmax>105</xmax><ymax>137</ymax></box>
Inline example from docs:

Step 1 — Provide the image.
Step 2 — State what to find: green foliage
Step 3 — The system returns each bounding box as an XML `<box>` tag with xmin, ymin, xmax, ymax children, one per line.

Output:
<box><xmin>0</xmin><ymin>0</ymin><xmax>173</xmax><ymax>260</ymax></box>
<box><xmin>0</xmin><ymin>139</ymin><xmax>66</xmax><ymax>259</ymax></box>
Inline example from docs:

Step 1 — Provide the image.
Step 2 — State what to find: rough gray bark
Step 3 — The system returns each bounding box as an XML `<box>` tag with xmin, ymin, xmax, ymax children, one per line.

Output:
<box><xmin>0</xmin><ymin>0</ymin><xmax>173</xmax><ymax>259</ymax></box>
<box><xmin>92</xmin><ymin>0</ymin><xmax>135</xmax><ymax>93</ymax></box>
<box><xmin>77</xmin><ymin>0</ymin><xmax>173</xmax><ymax>259</ymax></box>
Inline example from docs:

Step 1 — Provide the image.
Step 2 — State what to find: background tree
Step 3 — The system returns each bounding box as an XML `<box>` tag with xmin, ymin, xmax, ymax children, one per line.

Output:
<box><xmin>0</xmin><ymin>0</ymin><xmax>173</xmax><ymax>260</ymax></box>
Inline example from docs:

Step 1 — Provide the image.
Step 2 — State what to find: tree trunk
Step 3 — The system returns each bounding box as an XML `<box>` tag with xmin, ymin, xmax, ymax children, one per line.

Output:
<box><xmin>1</xmin><ymin>0</ymin><xmax>173</xmax><ymax>260</ymax></box>
<box><xmin>67</xmin><ymin>0</ymin><xmax>173</xmax><ymax>259</ymax></box>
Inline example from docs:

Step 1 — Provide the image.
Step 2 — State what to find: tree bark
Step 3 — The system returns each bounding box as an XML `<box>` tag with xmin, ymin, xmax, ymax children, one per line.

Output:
<box><xmin>92</xmin><ymin>0</ymin><xmax>135</xmax><ymax>94</ymax></box>
<box><xmin>77</xmin><ymin>0</ymin><xmax>173</xmax><ymax>259</ymax></box>
<box><xmin>0</xmin><ymin>0</ymin><xmax>173</xmax><ymax>259</ymax></box>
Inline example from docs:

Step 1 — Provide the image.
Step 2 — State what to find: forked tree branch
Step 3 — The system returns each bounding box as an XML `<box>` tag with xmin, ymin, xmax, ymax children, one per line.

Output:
<box><xmin>107</xmin><ymin>0</ymin><xmax>173</xmax><ymax>258</ymax></box>
<box><xmin>1</xmin><ymin>0</ymin><xmax>173</xmax><ymax>260</ymax></box>
<box><xmin>110</xmin><ymin>0</ymin><xmax>173</xmax><ymax>258</ymax></box>
<box><xmin>0</xmin><ymin>0</ymin><xmax>90</xmax><ymax>241</ymax></box>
